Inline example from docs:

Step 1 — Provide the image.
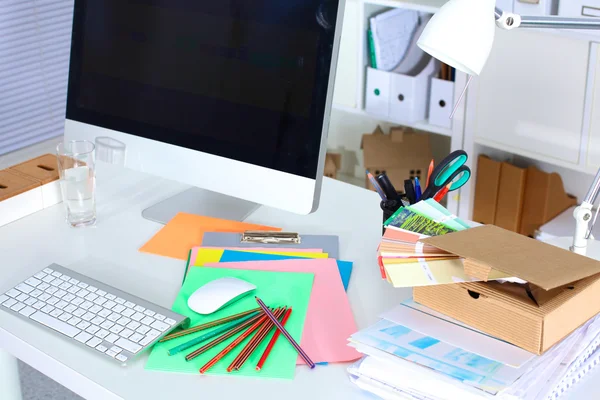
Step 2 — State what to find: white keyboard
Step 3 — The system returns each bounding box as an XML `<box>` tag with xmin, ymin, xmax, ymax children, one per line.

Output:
<box><xmin>0</xmin><ymin>264</ymin><xmax>189</xmax><ymax>365</ymax></box>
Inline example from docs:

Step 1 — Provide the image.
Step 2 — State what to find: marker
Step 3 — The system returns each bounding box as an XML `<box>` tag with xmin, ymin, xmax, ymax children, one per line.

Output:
<box><xmin>414</xmin><ymin>177</ymin><xmax>422</xmax><ymax>202</ymax></box>
<box><xmin>376</xmin><ymin>173</ymin><xmax>399</xmax><ymax>200</ymax></box>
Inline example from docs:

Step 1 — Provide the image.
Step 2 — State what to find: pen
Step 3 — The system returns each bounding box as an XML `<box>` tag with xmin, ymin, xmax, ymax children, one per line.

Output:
<box><xmin>414</xmin><ymin>177</ymin><xmax>422</xmax><ymax>202</ymax></box>
<box><xmin>376</xmin><ymin>173</ymin><xmax>398</xmax><ymax>200</ymax></box>
<box><xmin>366</xmin><ymin>170</ymin><xmax>387</xmax><ymax>200</ymax></box>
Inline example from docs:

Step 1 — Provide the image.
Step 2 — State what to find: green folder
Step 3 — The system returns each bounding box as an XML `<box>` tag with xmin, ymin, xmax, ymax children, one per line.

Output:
<box><xmin>145</xmin><ymin>267</ymin><xmax>314</xmax><ymax>379</ymax></box>
<box><xmin>368</xmin><ymin>29</ymin><xmax>378</xmax><ymax>69</ymax></box>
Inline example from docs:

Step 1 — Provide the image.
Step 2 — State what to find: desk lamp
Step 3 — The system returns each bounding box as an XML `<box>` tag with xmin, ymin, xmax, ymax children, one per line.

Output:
<box><xmin>417</xmin><ymin>0</ymin><xmax>600</xmax><ymax>257</ymax></box>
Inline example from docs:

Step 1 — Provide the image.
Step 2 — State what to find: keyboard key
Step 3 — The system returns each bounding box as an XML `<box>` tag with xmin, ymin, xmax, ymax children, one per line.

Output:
<box><xmin>30</xmin><ymin>289</ymin><xmax>43</xmax><ymax>298</ymax></box>
<box><xmin>143</xmin><ymin>310</ymin><xmax>156</xmax><ymax>317</ymax></box>
<box><xmin>59</xmin><ymin>282</ymin><xmax>72</xmax><ymax>290</ymax></box>
<box><xmin>105</xmin><ymin>333</ymin><xmax>119</xmax><ymax>344</ymax></box>
<box><xmin>98</xmin><ymin>309</ymin><xmax>111</xmax><ymax>318</ymax></box>
<box><xmin>42</xmin><ymin>275</ymin><xmax>55</xmax><ymax>283</ymax></box>
<box><xmin>116</xmin><ymin>354</ymin><xmax>127</xmax><ymax>362</ymax></box>
<box><xmin>74</xmin><ymin>332</ymin><xmax>93</xmax><ymax>343</ymax></box>
<box><xmin>85</xmin><ymin>293</ymin><xmax>98</xmax><ymax>302</ymax></box>
<box><xmin>110</xmin><ymin>346</ymin><xmax>122</xmax><ymax>354</ymax></box>
<box><xmin>109</xmin><ymin>325</ymin><xmax>124</xmax><ymax>334</ymax></box>
<box><xmin>77</xmin><ymin>282</ymin><xmax>88</xmax><ymax>289</ymax></box>
<box><xmin>24</xmin><ymin>298</ymin><xmax>37</xmax><ymax>306</ymax></box>
<box><xmin>60</xmin><ymin>275</ymin><xmax>70</xmax><ymax>281</ymax></box>
<box><xmin>19</xmin><ymin>306</ymin><xmax>36</xmax><ymax>317</ymax></box>
<box><xmin>50</xmin><ymin>278</ymin><xmax>62</xmax><ymax>287</ymax></box>
<box><xmin>126</xmin><ymin>321</ymin><xmax>141</xmax><ymax>331</ymax></box>
<box><xmin>46</xmin><ymin>297</ymin><xmax>59</xmax><ymax>306</ymax></box>
<box><xmin>41</xmin><ymin>305</ymin><xmax>55</xmax><ymax>314</ymax></box>
<box><xmin>87</xmin><ymin>286</ymin><xmax>98</xmax><ymax>293</ymax></box>
<box><xmin>120</xmin><ymin>329</ymin><xmax>134</xmax><ymax>339</ymax></box>
<box><xmin>63</xmin><ymin>294</ymin><xmax>76</xmax><ymax>303</ymax></box>
<box><xmin>96</xmin><ymin>344</ymin><xmax>108</xmax><ymax>353</ymax></box>
<box><xmin>125</xmin><ymin>301</ymin><xmax>135</xmax><ymax>308</ymax></box>
<box><xmin>154</xmin><ymin>313</ymin><xmax>166</xmax><ymax>321</ymax></box>
<box><xmin>96</xmin><ymin>290</ymin><xmax>107</xmax><ymax>297</ymax></box>
<box><xmin>2</xmin><ymin>298</ymin><xmax>18</xmax><ymax>308</ymax></box>
<box><xmin>25</xmin><ymin>277</ymin><xmax>42</xmax><ymax>287</ymax></box>
<box><xmin>93</xmin><ymin>297</ymin><xmax>107</xmax><ymax>306</ymax></box>
<box><xmin>43</xmin><ymin>268</ymin><xmax>54</xmax><ymax>274</ymax></box>
<box><xmin>115</xmin><ymin>297</ymin><xmax>126</xmax><ymax>304</ymax></box>
<box><xmin>117</xmin><ymin>317</ymin><xmax>131</xmax><ymax>326</ymax></box>
<box><xmin>67</xmin><ymin>286</ymin><xmax>80</xmax><ymax>294</ymax></box>
<box><xmin>72</xmin><ymin>297</ymin><xmax>84</xmax><ymax>306</ymax></box>
<box><xmin>38</xmin><ymin>282</ymin><xmax>50</xmax><ymax>291</ymax></box>
<box><xmin>129</xmin><ymin>332</ymin><xmax>144</xmax><ymax>343</ymax></box>
<box><xmin>115</xmin><ymin>338</ymin><xmax>142</xmax><ymax>354</ymax></box>
<box><xmin>16</xmin><ymin>293</ymin><xmax>29</xmax><ymax>302</ymax></box>
<box><xmin>50</xmin><ymin>309</ymin><xmax>63</xmax><ymax>318</ymax></box>
<box><xmin>56</xmin><ymin>301</ymin><xmax>69</xmax><ymax>309</ymax></box>
<box><xmin>139</xmin><ymin>336</ymin><xmax>154</xmax><ymax>346</ymax></box>
<box><xmin>136</xmin><ymin>325</ymin><xmax>151</xmax><ymax>335</ymax></box>
<box><xmin>86</xmin><ymin>325</ymin><xmax>100</xmax><ymax>335</ymax></box>
<box><xmin>11</xmin><ymin>302</ymin><xmax>26</xmax><ymax>312</ymax></box>
<box><xmin>105</xmin><ymin>294</ymin><xmax>116</xmax><ymax>300</ymax></box>
<box><xmin>34</xmin><ymin>272</ymin><xmax>47</xmax><ymax>279</ymax></box>
<box><xmin>82</xmin><ymin>312</ymin><xmax>95</xmax><ymax>321</ymax></box>
<box><xmin>77</xmin><ymin>321</ymin><xmax>91</xmax><ymax>330</ymax></box>
<box><xmin>39</xmin><ymin>293</ymin><xmax>51</xmax><ymax>302</ymax></box>
<box><xmin>134</xmin><ymin>305</ymin><xmax>145</xmax><ymax>313</ymax></box>
<box><xmin>122</xmin><ymin>308</ymin><xmax>135</xmax><ymax>318</ymax></box>
<box><xmin>86</xmin><ymin>337</ymin><xmax>102</xmax><ymax>348</ymax></box>
<box><xmin>147</xmin><ymin>329</ymin><xmax>160</xmax><ymax>338</ymax></box>
<box><xmin>0</xmin><ymin>294</ymin><xmax>9</xmax><ymax>304</ymax></box>
<box><xmin>16</xmin><ymin>283</ymin><xmax>34</xmax><ymax>294</ymax></box>
<box><xmin>105</xmin><ymin>350</ymin><xmax>118</xmax><ymax>358</ymax></box>
<box><xmin>6</xmin><ymin>289</ymin><xmax>20</xmax><ymax>298</ymax></box>
<box><xmin>32</xmin><ymin>301</ymin><xmax>45</xmax><ymax>310</ymax></box>
<box><xmin>78</xmin><ymin>290</ymin><xmax>90</xmax><ymax>299</ymax></box>
<box><xmin>73</xmin><ymin>308</ymin><xmax>85</xmax><ymax>317</ymax></box>
<box><xmin>141</xmin><ymin>316</ymin><xmax>155</xmax><ymax>326</ymax></box>
<box><xmin>111</xmin><ymin>304</ymin><xmax>125</xmax><ymax>313</ymax></box>
<box><xmin>131</xmin><ymin>312</ymin><xmax>145</xmax><ymax>322</ymax></box>
<box><xmin>81</xmin><ymin>301</ymin><xmax>93</xmax><ymax>310</ymax></box>
<box><xmin>91</xmin><ymin>316</ymin><xmax>105</xmax><ymax>325</ymax></box>
<box><xmin>104</xmin><ymin>300</ymin><xmax>117</xmax><ymax>310</ymax></box>
<box><xmin>51</xmin><ymin>271</ymin><xmax>62</xmax><ymax>278</ymax></box>
<box><xmin>54</xmin><ymin>290</ymin><xmax>67</xmax><ymax>299</ymax></box>
<box><xmin>31</xmin><ymin>311</ymin><xmax>81</xmax><ymax>338</ymax></box>
<box><xmin>68</xmin><ymin>317</ymin><xmax>82</xmax><ymax>326</ymax></box>
<box><xmin>89</xmin><ymin>305</ymin><xmax>103</xmax><ymax>314</ymax></box>
<box><xmin>69</xmin><ymin>278</ymin><xmax>79</xmax><ymax>285</ymax></box>
<box><xmin>100</xmin><ymin>320</ymin><xmax>115</xmax><ymax>330</ymax></box>
<box><xmin>108</xmin><ymin>313</ymin><xmax>121</xmax><ymax>322</ymax></box>
<box><xmin>46</xmin><ymin>286</ymin><xmax>58</xmax><ymax>295</ymax></box>
<box><xmin>96</xmin><ymin>329</ymin><xmax>109</xmax><ymax>339</ymax></box>
<box><xmin>59</xmin><ymin>313</ymin><xmax>72</xmax><ymax>322</ymax></box>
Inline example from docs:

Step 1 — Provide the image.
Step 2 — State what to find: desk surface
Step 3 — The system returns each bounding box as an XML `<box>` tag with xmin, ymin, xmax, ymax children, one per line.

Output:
<box><xmin>0</xmin><ymin>162</ymin><xmax>597</xmax><ymax>400</ymax></box>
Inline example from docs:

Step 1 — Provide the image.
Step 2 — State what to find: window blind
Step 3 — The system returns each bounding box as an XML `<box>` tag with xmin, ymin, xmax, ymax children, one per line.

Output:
<box><xmin>0</xmin><ymin>0</ymin><xmax>73</xmax><ymax>155</ymax></box>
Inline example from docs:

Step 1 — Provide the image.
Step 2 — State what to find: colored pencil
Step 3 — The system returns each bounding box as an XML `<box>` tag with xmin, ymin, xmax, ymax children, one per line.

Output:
<box><xmin>433</xmin><ymin>183</ymin><xmax>452</xmax><ymax>202</ymax></box>
<box><xmin>255</xmin><ymin>296</ymin><xmax>315</xmax><ymax>369</ymax></box>
<box><xmin>199</xmin><ymin>313</ymin><xmax>271</xmax><ymax>374</ymax></box>
<box><xmin>227</xmin><ymin>307</ymin><xmax>286</xmax><ymax>372</ymax></box>
<box><xmin>168</xmin><ymin>311</ymin><xmax>261</xmax><ymax>356</ymax></box>
<box><xmin>256</xmin><ymin>308</ymin><xmax>293</xmax><ymax>371</ymax></box>
<box><xmin>185</xmin><ymin>311</ymin><xmax>268</xmax><ymax>361</ymax></box>
<box><xmin>366</xmin><ymin>170</ymin><xmax>387</xmax><ymax>200</ymax></box>
<box><xmin>160</xmin><ymin>307</ymin><xmax>261</xmax><ymax>342</ymax></box>
<box><xmin>426</xmin><ymin>159</ymin><xmax>434</xmax><ymax>189</ymax></box>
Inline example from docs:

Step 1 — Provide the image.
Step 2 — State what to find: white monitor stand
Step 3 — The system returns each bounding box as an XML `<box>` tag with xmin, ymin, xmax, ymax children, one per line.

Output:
<box><xmin>142</xmin><ymin>187</ymin><xmax>259</xmax><ymax>225</ymax></box>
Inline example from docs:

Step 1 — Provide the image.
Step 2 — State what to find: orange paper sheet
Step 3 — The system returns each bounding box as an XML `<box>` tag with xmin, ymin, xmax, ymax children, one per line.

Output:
<box><xmin>139</xmin><ymin>212</ymin><xmax>281</xmax><ymax>260</ymax></box>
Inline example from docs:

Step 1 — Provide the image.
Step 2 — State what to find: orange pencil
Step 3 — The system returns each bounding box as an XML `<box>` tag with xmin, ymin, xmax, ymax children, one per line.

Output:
<box><xmin>256</xmin><ymin>308</ymin><xmax>293</xmax><ymax>371</ymax></box>
<box><xmin>433</xmin><ymin>183</ymin><xmax>452</xmax><ymax>202</ymax></box>
<box><xmin>199</xmin><ymin>314</ymin><xmax>269</xmax><ymax>374</ymax></box>
<box><xmin>426</xmin><ymin>159</ymin><xmax>434</xmax><ymax>189</ymax></box>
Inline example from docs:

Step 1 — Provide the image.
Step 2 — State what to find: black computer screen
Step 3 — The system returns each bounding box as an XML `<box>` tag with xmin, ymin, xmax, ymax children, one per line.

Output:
<box><xmin>66</xmin><ymin>0</ymin><xmax>339</xmax><ymax>179</ymax></box>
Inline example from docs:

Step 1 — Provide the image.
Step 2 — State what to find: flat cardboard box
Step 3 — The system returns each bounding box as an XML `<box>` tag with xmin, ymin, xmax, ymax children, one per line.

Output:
<box><xmin>415</xmin><ymin>225</ymin><xmax>600</xmax><ymax>354</ymax></box>
<box><xmin>9</xmin><ymin>154</ymin><xmax>62</xmax><ymax>208</ymax></box>
<box><xmin>472</xmin><ymin>155</ymin><xmax>501</xmax><ymax>225</ymax></box>
<box><xmin>495</xmin><ymin>163</ymin><xmax>527</xmax><ymax>232</ymax></box>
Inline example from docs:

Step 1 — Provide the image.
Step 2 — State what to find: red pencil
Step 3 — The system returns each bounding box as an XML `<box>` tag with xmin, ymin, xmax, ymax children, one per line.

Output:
<box><xmin>433</xmin><ymin>183</ymin><xmax>452</xmax><ymax>202</ymax></box>
<box><xmin>256</xmin><ymin>308</ymin><xmax>293</xmax><ymax>371</ymax></box>
<box><xmin>199</xmin><ymin>314</ymin><xmax>269</xmax><ymax>374</ymax></box>
<box><xmin>426</xmin><ymin>159</ymin><xmax>434</xmax><ymax>189</ymax></box>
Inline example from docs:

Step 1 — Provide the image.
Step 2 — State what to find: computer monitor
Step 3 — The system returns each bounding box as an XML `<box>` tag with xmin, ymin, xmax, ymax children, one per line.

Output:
<box><xmin>64</xmin><ymin>0</ymin><xmax>343</xmax><ymax>221</ymax></box>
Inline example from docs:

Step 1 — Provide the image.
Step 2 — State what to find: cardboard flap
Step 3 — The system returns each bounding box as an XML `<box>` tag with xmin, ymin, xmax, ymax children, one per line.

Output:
<box><xmin>361</xmin><ymin>126</ymin><xmax>385</xmax><ymax>149</ymax></box>
<box><xmin>463</xmin><ymin>259</ymin><xmax>493</xmax><ymax>281</ymax></box>
<box><xmin>421</xmin><ymin>225</ymin><xmax>600</xmax><ymax>290</ymax></box>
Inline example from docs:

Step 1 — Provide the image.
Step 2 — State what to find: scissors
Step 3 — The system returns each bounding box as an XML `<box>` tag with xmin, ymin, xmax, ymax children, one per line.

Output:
<box><xmin>421</xmin><ymin>150</ymin><xmax>471</xmax><ymax>200</ymax></box>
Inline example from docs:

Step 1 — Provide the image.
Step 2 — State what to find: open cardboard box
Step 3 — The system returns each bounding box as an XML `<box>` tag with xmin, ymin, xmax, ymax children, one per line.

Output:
<box><xmin>413</xmin><ymin>225</ymin><xmax>600</xmax><ymax>354</ymax></box>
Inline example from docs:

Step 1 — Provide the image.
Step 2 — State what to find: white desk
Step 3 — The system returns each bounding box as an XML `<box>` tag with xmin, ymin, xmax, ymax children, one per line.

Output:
<box><xmin>0</xmin><ymin>162</ymin><xmax>597</xmax><ymax>400</ymax></box>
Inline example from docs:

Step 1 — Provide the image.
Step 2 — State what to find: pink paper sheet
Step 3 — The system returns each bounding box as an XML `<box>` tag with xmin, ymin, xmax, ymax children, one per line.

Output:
<box><xmin>189</xmin><ymin>247</ymin><xmax>322</xmax><ymax>267</ymax></box>
<box><xmin>206</xmin><ymin>258</ymin><xmax>361</xmax><ymax>364</ymax></box>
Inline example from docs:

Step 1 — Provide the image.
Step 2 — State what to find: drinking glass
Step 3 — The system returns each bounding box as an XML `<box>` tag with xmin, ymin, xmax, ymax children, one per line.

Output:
<box><xmin>95</xmin><ymin>136</ymin><xmax>126</xmax><ymax>165</ymax></box>
<box><xmin>56</xmin><ymin>140</ymin><xmax>96</xmax><ymax>227</ymax></box>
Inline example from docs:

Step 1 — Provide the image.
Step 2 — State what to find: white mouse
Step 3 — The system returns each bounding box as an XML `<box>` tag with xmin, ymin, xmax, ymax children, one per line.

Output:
<box><xmin>187</xmin><ymin>277</ymin><xmax>257</xmax><ymax>314</ymax></box>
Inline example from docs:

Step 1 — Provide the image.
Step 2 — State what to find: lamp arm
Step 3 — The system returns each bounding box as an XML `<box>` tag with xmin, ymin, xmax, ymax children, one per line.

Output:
<box><xmin>494</xmin><ymin>7</ymin><xmax>600</xmax><ymax>30</ymax></box>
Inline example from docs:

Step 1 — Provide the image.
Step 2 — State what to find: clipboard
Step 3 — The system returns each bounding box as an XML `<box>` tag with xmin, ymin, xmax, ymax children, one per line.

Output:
<box><xmin>201</xmin><ymin>232</ymin><xmax>340</xmax><ymax>260</ymax></box>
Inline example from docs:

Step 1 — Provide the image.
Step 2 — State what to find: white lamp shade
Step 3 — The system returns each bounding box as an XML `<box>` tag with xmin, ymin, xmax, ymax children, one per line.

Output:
<box><xmin>417</xmin><ymin>0</ymin><xmax>497</xmax><ymax>76</ymax></box>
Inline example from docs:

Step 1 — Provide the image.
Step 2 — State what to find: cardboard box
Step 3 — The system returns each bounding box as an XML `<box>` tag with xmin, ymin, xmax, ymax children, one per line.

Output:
<box><xmin>495</xmin><ymin>162</ymin><xmax>527</xmax><ymax>232</ymax></box>
<box><xmin>361</xmin><ymin>126</ymin><xmax>432</xmax><ymax>192</ymax></box>
<box><xmin>324</xmin><ymin>153</ymin><xmax>342</xmax><ymax>179</ymax></box>
<box><xmin>519</xmin><ymin>166</ymin><xmax>577</xmax><ymax>237</ymax></box>
<box><xmin>472</xmin><ymin>155</ymin><xmax>502</xmax><ymax>224</ymax></box>
<box><xmin>414</xmin><ymin>225</ymin><xmax>600</xmax><ymax>354</ymax></box>
<box><xmin>9</xmin><ymin>154</ymin><xmax>62</xmax><ymax>208</ymax></box>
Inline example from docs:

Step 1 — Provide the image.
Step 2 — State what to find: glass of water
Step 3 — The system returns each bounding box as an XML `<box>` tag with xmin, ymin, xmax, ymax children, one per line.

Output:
<box><xmin>56</xmin><ymin>140</ymin><xmax>96</xmax><ymax>227</ymax></box>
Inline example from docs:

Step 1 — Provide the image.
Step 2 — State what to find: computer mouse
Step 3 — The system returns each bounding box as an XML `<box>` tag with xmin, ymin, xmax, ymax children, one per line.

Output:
<box><xmin>187</xmin><ymin>277</ymin><xmax>257</xmax><ymax>315</ymax></box>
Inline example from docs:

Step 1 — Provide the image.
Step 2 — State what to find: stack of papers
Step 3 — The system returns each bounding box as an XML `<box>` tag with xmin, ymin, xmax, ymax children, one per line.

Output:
<box><xmin>347</xmin><ymin>300</ymin><xmax>600</xmax><ymax>400</ymax></box>
<box><xmin>379</xmin><ymin>200</ymin><xmax>513</xmax><ymax>287</ymax></box>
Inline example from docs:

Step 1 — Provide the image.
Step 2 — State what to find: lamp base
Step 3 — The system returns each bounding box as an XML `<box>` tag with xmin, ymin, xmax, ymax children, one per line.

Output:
<box><xmin>543</xmin><ymin>236</ymin><xmax>600</xmax><ymax>261</ymax></box>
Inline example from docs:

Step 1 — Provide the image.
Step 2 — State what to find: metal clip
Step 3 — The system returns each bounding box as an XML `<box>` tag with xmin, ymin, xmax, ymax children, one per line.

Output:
<box><xmin>241</xmin><ymin>231</ymin><xmax>301</xmax><ymax>244</ymax></box>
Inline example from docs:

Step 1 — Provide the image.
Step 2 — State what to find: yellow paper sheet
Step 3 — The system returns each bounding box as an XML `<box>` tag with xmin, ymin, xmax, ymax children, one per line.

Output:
<box><xmin>193</xmin><ymin>248</ymin><xmax>328</xmax><ymax>267</ymax></box>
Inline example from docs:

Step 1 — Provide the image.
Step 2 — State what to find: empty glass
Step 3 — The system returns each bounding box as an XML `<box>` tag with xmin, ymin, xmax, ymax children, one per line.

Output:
<box><xmin>56</xmin><ymin>140</ymin><xmax>96</xmax><ymax>227</ymax></box>
<box><xmin>95</xmin><ymin>137</ymin><xmax>126</xmax><ymax>165</ymax></box>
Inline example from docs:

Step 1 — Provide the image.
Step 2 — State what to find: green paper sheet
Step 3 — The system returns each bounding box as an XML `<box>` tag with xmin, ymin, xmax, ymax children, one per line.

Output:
<box><xmin>145</xmin><ymin>267</ymin><xmax>314</xmax><ymax>379</ymax></box>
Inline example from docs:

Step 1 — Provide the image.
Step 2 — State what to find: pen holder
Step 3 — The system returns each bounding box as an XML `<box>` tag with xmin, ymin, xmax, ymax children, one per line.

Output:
<box><xmin>381</xmin><ymin>199</ymin><xmax>402</xmax><ymax>234</ymax></box>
